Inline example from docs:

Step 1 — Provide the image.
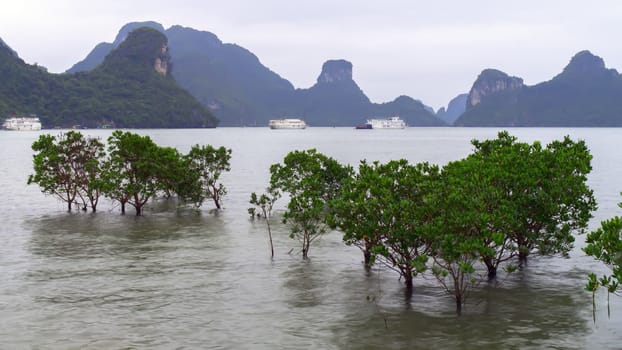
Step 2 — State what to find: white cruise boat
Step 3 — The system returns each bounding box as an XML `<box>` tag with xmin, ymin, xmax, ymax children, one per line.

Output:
<box><xmin>269</xmin><ymin>118</ymin><xmax>307</xmax><ymax>129</ymax></box>
<box><xmin>366</xmin><ymin>116</ymin><xmax>406</xmax><ymax>129</ymax></box>
<box><xmin>2</xmin><ymin>117</ymin><xmax>42</xmax><ymax>131</ymax></box>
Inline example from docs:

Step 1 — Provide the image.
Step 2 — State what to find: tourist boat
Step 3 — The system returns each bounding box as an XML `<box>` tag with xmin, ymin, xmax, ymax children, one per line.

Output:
<box><xmin>366</xmin><ymin>116</ymin><xmax>406</xmax><ymax>129</ymax></box>
<box><xmin>269</xmin><ymin>118</ymin><xmax>307</xmax><ymax>129</ymax></box>
<box><xmin>2</xmin><ymin>117</ymin><xmax>42</xmax><ymax>131</ymax></box>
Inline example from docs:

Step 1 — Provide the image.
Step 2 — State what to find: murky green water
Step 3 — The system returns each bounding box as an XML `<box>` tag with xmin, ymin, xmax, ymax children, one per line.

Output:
<box><xmin>1</xmin><ymin>127</ymin><xmax>621</xmax><ymax>349</ymax></box>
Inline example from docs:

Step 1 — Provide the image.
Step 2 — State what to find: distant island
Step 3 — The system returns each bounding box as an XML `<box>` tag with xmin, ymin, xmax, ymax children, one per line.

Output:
<box><xmin>2</xmin><ymin>20</ymin><xmax>622</xmax><ymax>128</ymax></box>
<box><xmin>67</xmin><ymin>22</ymin><xmax>443</xmax><ymax>127</ymax></box>
<box><xmin>0</xmin><ymin>27</ymin><xmax>217</xmax><ymax>128</ymax></box>
<box><xmin>456</xmin><ymin>50</ymin><xmax>622</xmax><ymax>126</ymax></box>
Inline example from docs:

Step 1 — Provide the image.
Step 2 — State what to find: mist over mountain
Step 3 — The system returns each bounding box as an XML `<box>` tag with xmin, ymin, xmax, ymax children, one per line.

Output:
<box><xmin>455</xmin><ymin>51</ymin><xmax>622</xmax><ymax>126</ymax></box>
<box><xmin>0</xmin><ymin>28</ymin><xmax>217</xmax><ymax>128</ymax></box>
<box><xmin>68</xmin><ymin>21</ymin><xmax>445</xmax><ymax>127</ymax></box>
<box><xmin>436</xmin><ymin>93</ymin><xmax>468</xmax><ymax>124</ymax></box>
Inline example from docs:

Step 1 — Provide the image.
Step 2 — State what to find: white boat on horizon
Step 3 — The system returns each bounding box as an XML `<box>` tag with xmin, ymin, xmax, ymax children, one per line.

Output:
<box><xmin>269</xmin><ymin>118</ymin><xmax>307</xmax><ymax>129</ymax></box>
<box><xmin>366</xmin><ymin>116</ymin><xmax>406</xmax><ymax>129</ymax></box>
<box><xmin>2</xmin><ymin>117</ymin><xmax>42</xmax><ymax>131</ymax></box>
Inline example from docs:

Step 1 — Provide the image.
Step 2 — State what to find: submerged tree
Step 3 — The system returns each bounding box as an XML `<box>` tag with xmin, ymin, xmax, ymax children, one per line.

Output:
<box><xmin>249</xmin><ymin>187</ymin><xmax>281</xmax><ymax>258</ymax></box>
<box><xmin>330</xmin><ymin>159</ymin><xmax>438</xmax><ymax>290</ymax></box>
<box><xmin>584</xmin><ymin>196</ymin><xmax>622</xmax><ymax>317</ymax></box>
<box><xmin>155</xmin><ymin>146</ymin><xmax>186</xmax><ymax>199</ymax></box>
<box><xmin>75</xmin><ymin>135</ymin><xmax>106</xmax><ymax>212</ymax></box>
<box><xmin>28</xmin><ymin>131</ymin><xmax>104</xmax><ymax>212</ymax></box>
<box><xmin>453</xmin><ymin>132</ymin><xmax>597</xmax><ymax>279</ymax></box>
<box><xmin>102</xmin><ymin>130</ymin><xmax>171</xmax><ymax>215</ymax></box>
<box><xmin>426</xmin><ymin>132</ymin><xmax>596</xmax><ymax>312</ymax></box>
<box><xmin>178</xmin><ymin>144</ymin><xmax>232</xmax><ymax>209</ymax></box>
<box><xmin>269</xmin><ymin>149</ymin><xmax>353</xmax><ymax>259</ymax></box>
<box><xmin>29</xmin><ymin>130</ymin><xmax>232</xmax><ymax>216</ymax></box>
<box><xmin>427</xmin><ymin>161</ymin><xmax>487</xmax><ymax>314</ymax></box>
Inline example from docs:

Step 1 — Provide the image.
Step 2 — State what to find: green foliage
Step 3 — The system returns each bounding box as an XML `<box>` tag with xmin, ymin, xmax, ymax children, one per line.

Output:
<box><xmin>102</xmin><ymin>131</ymin><xmax>165</xmax><ymax>215</ymax></box>
<box><xmin>328</xmin><ymin>131</ymin><xmax>595</xmax><ymax>313</ymax></box>
<box><xmin>439</xmin><ymin>131</ymin><xmax>596</xmax><ymax>279</ymax></box>
<box><xmin>329</xmin><ymin>159</ymin><xmax>439</xmax><ymax>287</ymax></box>
<box><xmin>28</xmin><ymin>131</ymin><xmax>104</xmax><ymax>212</ymax></box>
<box><xmin>249</xmin><ymin>187</ymin><xmax>281</xmax><ymax>220</ymax></box>
<box><xmin>179</xmin><ymin>144</ymin><xmax>232</xmax><ymax>209</ymax></box>
<box><xmin>584</xmin><ymin>201</ymin><xmax>622</xmax><ymax>317</ymax></box>
<box><xmin>269</xmin><ymin>149</ymin><xmax>353</xmax><ymax>259</ymax></box>
<box><xmin>249</xmin><ymin>187</ymin><xmax>282</xmax><ymax>258</ymax></box>
<box><xmin>29</xmin><ymin>130</ymin><xmax>229</xmax><ymax>216</ymax></box>
<box><xmin>0</xmin><ymin>27</ymin><xmax>218</xmax><ymax>128</ymax></box>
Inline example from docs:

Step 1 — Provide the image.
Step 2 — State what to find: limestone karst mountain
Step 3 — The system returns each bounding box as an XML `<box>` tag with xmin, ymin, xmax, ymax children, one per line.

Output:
<box><xmin>68</xmin><ymin>22</ymin><xmax>445</xmax><ymax>127</ymax></box>
<box><xmin>0</xmin><ymin>27</ymin><xmax>217</xmax><ymax>128</ymax></box>
<box><xmin>455</xmin><ymin>50</ymin><xmax>622</xmax><ymax>126</ymax></box>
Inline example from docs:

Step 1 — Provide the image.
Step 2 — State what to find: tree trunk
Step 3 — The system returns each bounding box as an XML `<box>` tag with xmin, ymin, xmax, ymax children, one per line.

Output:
<box><xmin>403</xmin><ymin>269</ymin><xmax>413</xmax><ymax>290</ymax></box>
<box><xmin>454</xmin><ymin>273</ymin><xmax>463</xmax><ymax>315</ymax></box>
<box><xmin>212</xmin><ymin>186</ymin><xmax>221</xmax><ymax>209</ymax></box>
<box><xmin>66</xmin><ymin>190</ymin><xmax>73</xmax><ymax>212</ymax></box>
<box><xmin>483</xmin><ymin>258</ymin><xmax>497</xmax><ymax>280</ymax></box>
<box><xmin>517</xmin><ymin>238</ymin><xmax>529</xmax><ymax>262</ymax></box>
<box><xmin>363</xmin><ymin>249</ymin><xmax>372</xmax><ymax>268</ymax></box>
<box><xmin>121</xmin><ymin>202</ymin><xmax>126</xmax><ymax>215</ymax></box>
<box><xmin>267</xmin><ymin>222</ymin><xmax>274</xmax><ymax>258</ymax></box>
<box><xmin>134</xmin><ymin>194</ymin><xmax>142</xmax><ymax>216</ymax></box>
<box><xmin>302</xmin><ymin>234</ymin><xmax>310</xmax><ymax>260</ymax></box>
<box><xmin>456</xmin><ymin>297</ymin><xmax>463</xmax><ymax>315</ymax></box>
<box><xmin>404</xmin><ymin>282</ymin><xmax>414</xmax><ymax>300</ymax></box>
<box><xmin>363</xmin><ymin>239</ymin><xmax>373</xmax><ymax>268</ymax></box>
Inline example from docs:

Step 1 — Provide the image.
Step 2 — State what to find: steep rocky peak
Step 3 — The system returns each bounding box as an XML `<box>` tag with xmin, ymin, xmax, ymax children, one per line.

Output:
<box><xmin>557</xmin><ymin>50</ymin><xmax>618</xmax><ymax>79</ymax></box>
<box><xmin>102</xmin><ymin>27</ymin><xmax>171</xmax><ymax>77</ymax></box>
<box><xmin>437</xmin><ymin>93</ymin><xmax>468</xmax><ymax>124</ymax></box>
<box><xmin>467</xmin><ymin>69</ymin><xmax>524</xmax><ymax>107</ymax></box>
<box><xmin>564</xmin><ymin>50</ymin><xmax>604</xmax><ymax>73</ymax></box>
<box><xmin>112</xmin><ymin>21</ymin><xmax>165</xmax><ymax>47</ymax></box>
<box><xmin>317</xmin><ymin>59</ymin><xmax>353</xmax><ymax>84</ymax></box>
<box><xmin>0</xmin><ymin>37</ymin><xmax>18</xmax><ymax>58</ymax></box>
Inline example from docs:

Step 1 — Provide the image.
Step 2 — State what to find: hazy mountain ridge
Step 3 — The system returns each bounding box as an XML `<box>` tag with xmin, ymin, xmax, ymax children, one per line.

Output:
<box><xmin>6</xmin><ymin>20</ymin><xmax>621</xmax><ymax>127</ymax></box>
<box><xmin>67</xmin><ymin>21</ymin><xmax>445</xmax><ymax>127</ymax></box>
<box><xmin>436</xmin><ymin>93</ymin><xmax>468</xmax><ymax>124</ymax></box>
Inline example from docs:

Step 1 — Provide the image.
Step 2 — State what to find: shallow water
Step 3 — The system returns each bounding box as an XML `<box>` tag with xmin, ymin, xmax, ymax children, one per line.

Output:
<box><xmin>1</xmin><ymin>127</ymin><xmax>621</xmax><ymax>349</ymax></box>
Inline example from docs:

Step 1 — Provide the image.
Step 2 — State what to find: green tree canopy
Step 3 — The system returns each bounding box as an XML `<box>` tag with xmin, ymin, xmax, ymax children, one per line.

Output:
<box><xmin>584</xmin><ymin>196</ymin><xmax>622</xmax><ymax>317</ymax></box>
<box><xmin>269</xmin><ymin>149</ymin><xmax>353</xmax><ymax>259</ymax></box>
<box><xmin>28</xmin><ymin>131</ymin><xmax>104</xmax><ymax>212</ymax></box>
<box><xmin>329</xmin><ymin>159</ymin><xmax>439</xmax><ymax>290</ymax></box>
<box><xmin>179</xmin><ymin>144</ymin><xmax>232</xmax><ymax>209</ymax></box>
<box><xmin>102</xmin><ymin>130</ymin><xmax>174</xmax><ymax>215</ymax></box>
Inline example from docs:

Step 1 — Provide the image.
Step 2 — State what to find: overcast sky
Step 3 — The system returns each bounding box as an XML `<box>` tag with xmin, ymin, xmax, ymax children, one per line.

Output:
<box><xmin>1</xmin><ymin>1</ymin><xmax>621</xmax><ymax>110</ymax></box>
